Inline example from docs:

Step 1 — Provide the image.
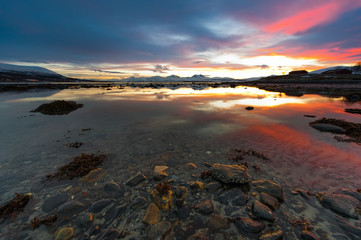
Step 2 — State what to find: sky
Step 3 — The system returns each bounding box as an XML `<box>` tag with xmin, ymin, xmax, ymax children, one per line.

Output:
<box><xmin>1</xmin><ymin>0</ymin><xmax>361</xmax><ymax>80</ymax></box>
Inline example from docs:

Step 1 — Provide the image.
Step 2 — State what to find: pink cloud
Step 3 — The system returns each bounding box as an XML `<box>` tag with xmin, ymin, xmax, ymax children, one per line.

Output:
<box><xmin>264</xmin><ymin>1</ymin><xmax>361</xmax><ymax>34</ymax></box>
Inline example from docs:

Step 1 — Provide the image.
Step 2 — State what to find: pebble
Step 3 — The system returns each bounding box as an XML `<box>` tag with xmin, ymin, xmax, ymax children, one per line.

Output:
<box><xmin>81</xmin><ymin>168</ymin><xmax>106</xmax><ymax>183</ymax></box>
<box><xmin>55</xmin><ymin>227</ymin><xmax>74</xmax><ymax>240</ymax></box>
<box><xmin>42</xmin><ymin>193</ymin><xmax>69</xmax><ymax>212</ymax></box>
<box><xmin>251</xmin><ymin>180</ymin><xmax>284</xmax><ymax>201</ymax></box>
<box><xmin>318</xmin><ymin>193</ymin><xmax>359</xmax><ymax>219</ymax></box>
<box><xmin>211</xmin><ymin>164</ymin><xmax>251</xmax><ymax>184</ymax></box>
<box><xmin>142</xmin><ymin>203</ymin><xmax>161</xmax><ymax>225</ymax></box>
<box><xmin>234</xmin><ymin>217</ymin><xmax>265</xmax><ymax>234</ymax></box>
<box><xmin>301</xmin><ymin>230</ymin><xmax>319</xmax><ymax>240</ymax></box>
<box><xmin>252</xmin><ymin>200</ymin><xmax>275</xmax><ymax>221</ymax></box>
<box><xmin>58</xmin><ymin>200</ymin><xmax>86</xmax><ymax>217</ymax></box>
<box><xmin>89</xmin><ymin>199</ymin><xmax>114</xmax><ymax>213</ymax></box>
<box><xmin>147</xmin><ymin>221</ymin><xmax>173</xmax><ymax>240</ymax></box>
<box><xmin>126</xmin><ymin>172</ymin><xmax>146</xmax><ymax>186</ymax></box>
<box><xmin>261</xmin><ymin>192</ymin><xmax>279</xmax><ymax>210</ymax></box>
<box><xmin>207</xmin><ymin>214</ymin><xmax>229</xmax><ymax>230</ymax></box>
<box><xmin>103</xmin><ymin>182</ymin><xmax>124</xmax><ymax>197</ymax></box>
<box><xmin>194</xmin><ymin>200</ymin><xmax>213</xmax><ymax>215</ymax></box>
<box><xmin>154</xmin><ymin>166</ymin><xmax>168</xmax><ymax>180</ymax></box>
<box><xmin>259</xmin><ymin>229</ymin><xmax>283</xmax><ymax>240</ymax></box>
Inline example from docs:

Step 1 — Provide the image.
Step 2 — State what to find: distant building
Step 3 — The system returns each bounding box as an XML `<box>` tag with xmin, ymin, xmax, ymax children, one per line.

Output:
<box><xmin>321</xmin><ymin>69</ymin><xmax>352</xmax><ymax>74</ymax></box>
<box><xmin>288</xmin><ymin>70</ymin><xmax>308</xmax><ymax>75</ymax></box>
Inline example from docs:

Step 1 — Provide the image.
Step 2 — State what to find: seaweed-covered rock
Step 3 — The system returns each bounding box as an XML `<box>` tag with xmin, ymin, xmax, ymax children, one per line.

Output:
<box><xmin>211</xmin><ymin>164</ymin><xmax>251</xmax><ymax>184</ymax></box>
<box><xmin>318</xmin><ymin>193</ymin><xmax>360</xmax><ymax>219</ymax></box>
<box><xmin>251</xmin><ymin>180</ymin><xmax>284</xmax><ymax>201</ymax></box>
<box><xmin>252</xmin><ymin>200</ymin><xmax>275</xmax><ymax>221</ymax></box>
<box><xmin>32</xmin><ymin>100</ymin><xmax>83</xmax><ymax>115</ymax></box>
<box><xmin>0</xmin><ymin>193</ymin><xmax>32</xmax><ymax>219</ymax></box>
<box><xmin>151</xmin><ymin>181</ymin><xmax>173</xmax><ymax>211</ymax></box>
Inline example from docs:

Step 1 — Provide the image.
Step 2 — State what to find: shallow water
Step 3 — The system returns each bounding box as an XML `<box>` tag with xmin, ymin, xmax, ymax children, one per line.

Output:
<box><xmin>0</xmin><ymin>86</ymin><xmax>360</xmax><ymax>239</ymax></box>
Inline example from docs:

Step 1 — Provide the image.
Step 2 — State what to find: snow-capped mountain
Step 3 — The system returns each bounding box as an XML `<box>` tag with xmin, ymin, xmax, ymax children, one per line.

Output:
<box><xmin>0</xmin><ymin>63</ymin><xmax>60</xmax><ymax>76</ymax></box>
<box><xmin>309</xmin><ymin>66</ymin><xmax>353</xmax><ymax>74</ymax></box>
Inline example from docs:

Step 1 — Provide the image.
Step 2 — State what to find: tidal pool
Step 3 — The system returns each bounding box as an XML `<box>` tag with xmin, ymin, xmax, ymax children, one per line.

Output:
<box><xmin>0</xmin><ymin>86</ymin><xmax>360</xmax><ymax>239</ymax></box>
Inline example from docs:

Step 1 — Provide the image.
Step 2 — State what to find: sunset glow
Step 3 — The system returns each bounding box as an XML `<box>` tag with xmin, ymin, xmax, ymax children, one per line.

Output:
<box><xmin>0</xmin><ymin>1</ymin><xmax>360</xmax><ymax>79</ymax></box>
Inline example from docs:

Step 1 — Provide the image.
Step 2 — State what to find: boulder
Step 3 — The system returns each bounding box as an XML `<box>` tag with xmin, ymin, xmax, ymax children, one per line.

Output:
<box><xmin>251</xmin><ymin>180</ymin><xmax>284</xmax><ymax>201</ymax></box>
<box><xmin>252</xmin><ymin>200</ymin><xmax>275</xmax><ymax>221</ymax></box>
<box><xmin>318</xmin><ymin>193</ymin><xmax>360</xmax><ymax>219</ymax></box>
<box><xmin>211</xmin><ymin>164</ymin><xmax>251</xmax><ymax>184</ymax></box>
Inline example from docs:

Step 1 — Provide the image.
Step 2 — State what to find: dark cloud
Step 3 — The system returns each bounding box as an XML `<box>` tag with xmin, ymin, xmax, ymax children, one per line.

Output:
<box><xmin>258</xmin><ymin>64</ymin><xmax>270</xmax><ymax>69</ymax></box>
<box><xmin>153</xmin><ymin>65</ymin><xmax>170</xmax><ymax>73</ymax></box>
<box><xmin>94</xmin><ymin>69</ymin><xmax>125</xmax><ymax>74</ymax></box>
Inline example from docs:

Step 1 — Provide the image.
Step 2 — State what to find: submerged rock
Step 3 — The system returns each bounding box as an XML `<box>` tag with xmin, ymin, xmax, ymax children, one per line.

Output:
<box><xmin>89</xmin><ymin>199</ymin><xmax>114</xmax><ymax>213</ymax></box>
<box><xmin>259</xmin><ymin>230</ymin><xmax>283</xmax><ymax>240</ymax></box>
<box><xmin>335</xmin><ymin>216</ymin><xmax>361</xmax><ymax>239</ymax></box>
<box><xmin>143</xmin><ymin>203</ymin><xmax>161</xmax><ymax>225</ymax></box>
<box><xmin>251</xmin><ymin>180</ymin><xmax>284</xmax><ymax>201</ymax></box>
<box><xmin>154</xmin><ymin>166</ymin><xmax>168</xmax><ymax>180</ymax></box>
<box><xmin>126</xmin><ymin>172</ymin><xmax>146</xmax><ymax>186</ymax></box>
<box><xmin>211</xmin><ymin>164</ymin><xmax>251</xmax><ymax>184</ymax></box>
<box><xmin>55</xmin><ymin>227</ymin><xmax>74</xmax><ymax>240</ymax></box>
<box><xmin>206</xmin><ymin>182</ymin><xmax>222</xmax><ymax>193</ymax></box>
<box><xmin>301</xmin><ymin>230</ymin><xmax>319</xmax><ymax>240</ymax></box>
<box><xmin>340</xmin><ymin>189</ymin><xmax>361</xmax><ymax>201</ymax></box>
<box><xmin>252</xmin><ymin>200</ymin><xmax>275</xmax><ymax>221</ymax></box>
<box><xmin>104</xmin><ymin>203</ymin><xmax>126</xmax><ymax>227</ymax></box>
<box><xmin>207</xmin><ymin>214</ymin><xmax>229</xmax><ymax>230</ymax></box>
<box><xmin>186</xmin><ymin>232</ymin><xmax>208</xmax><ymax>240</ymax></box>
<box><xmin>32</xmin><ymin>100</ymin><xmax>83</xmax><ymax>115</ymax></box>
<box><xmin>173</xmin><ymin>186</ymin><xmax>188</xmax><ymax>206</ymax></box>
<box><xmin>58</xmin><ymin>201</ymin><xmax>86</xmax><ymax>217</ymax></box>
<box><xmin>189</xmin><ymin>181</ymin><xmax>205</xmax><ymax>190</ymax></box>
<box><xmin>261</xmin><ymin>192</ymin><xmax>279</xmax><ymax>210</ymax></box>
<box><xmin>42</xmin><ymin>193</ymin><xmax>69</xmax><ymax>212</ymax></box>
<box><xmin>194</xmin><ymin>200</ymin><xmax>213</xmax><ymax>215</ymax></box>
<box><xmin>148</xmin><ymin>221</ymin><xmax>173</xmax><ymax>240</ymax></box>
<box><xmin>310</xmin><ymin>123</ymin><xmax>346</xmax><ymax>134</ymax></box>
<box><xmin>215</xmin><ymin>189</ymin><xmax>248</xmax><ymax>206</ymax></box>
<box><xmin>81</xmin><ymin>168</ymin><xmax>106</xmax><ymax>183</ymax></box>
<box><xmin>103</xmin><ymin>182</ymin><xmax>124</xmax><ymax>197</ymax></box>
<box><xmin>233</xmin><ymin>217</ymin><xmax>265</xmax><ymax>234</ymax></box>
<box><xmin>318</xmin><ymin>193</ymin><xmax>360</xmax><ymax>219</ymax></box>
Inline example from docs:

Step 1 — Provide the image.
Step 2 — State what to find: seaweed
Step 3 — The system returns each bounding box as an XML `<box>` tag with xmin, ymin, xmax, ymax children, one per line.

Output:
<box><xmin>31</xmin><ymin>100</ymin><xmax>83</xmax><ymax>115</ymax></box>
<box><xmin>30</xmin><ymin>215</ymin><xmax>57</xmax><ymax>229</ymax></box>
<box><xmin>228</xmin><ymin>148</ymin><xmax>271</xmax><ymax>162</ymax></box>
<box><xmin>46</xmin><ymin>152</ymin><xmax>107</xmax><ymax>181</ymax></box>
<box><xmin>289</xmin><ymin>217</ymin><xmax>313</xmax><ymax>231</ymax></box>
<box><xmin>0</xmin><ymin>193</ymin><xmax>32</xmax><ymax>220</ymax></box>
<box><xmin>66</xmin><ymin>142</ymin><xmax>83</xmax><ymax>148</ymax></box>
<box><xmin>155</xmin><ymin>181</ymin><xmax>171</xmax><ymax>195</ymax></box>
<box><xmin>310</xmin><ymin>118</ymin><xmax>361</xmax><ymax>143</ymax></box>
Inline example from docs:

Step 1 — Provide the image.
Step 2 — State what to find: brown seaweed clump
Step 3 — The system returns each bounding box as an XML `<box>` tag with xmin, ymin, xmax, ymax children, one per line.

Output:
<box><xmin>46</xmin><ymin>152</ymin><xmax>107</xmax><ymax>181</ymax></box>
<box><xmin>155</xmin><ymin>181</ymin><xmax>171</xmax><ymax>195</ymax></box>
<box><xmin>31</xmin><ymin>100</ymin><xmax>83</xmax><ymax>115</ymax></box>
<box><xmin>228</xmin><ymin>148</ymin><xmax>271</xmax><ymax>162</ymax></box>
<box><xmin>0</xmin><ymin>193</ymin><xmax>32</xmax><ymax>219</ymax></box>
<box><xmin>30</xmin><ymin>215</ymin><xmax>57</xmax><ymax>229</ymax></box>
<box><xmin>310</xmin><ymin>118</ymin><xmax>361</xmax><ymax>143</ymax></box>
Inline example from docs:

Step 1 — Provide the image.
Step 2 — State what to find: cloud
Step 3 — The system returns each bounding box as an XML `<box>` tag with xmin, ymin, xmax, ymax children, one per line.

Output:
<box><xmin>94</xmin><ymin>69</ymin><xmax>125</xmax><ymax>74</ymax></box>
<box><xmin>152</xmin><ymin>65</ymin><xmax>170</xmax><ymax>73</ymax></box>
<box><xmin>258</xmin><ymin>64</ymin><xmax>270</xmax><ymax>69</ymax></box>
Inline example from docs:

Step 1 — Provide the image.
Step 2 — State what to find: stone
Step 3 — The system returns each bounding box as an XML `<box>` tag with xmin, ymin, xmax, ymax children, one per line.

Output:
<box><xmin>151</xmin><ymin>187</ymin><xmax>173</xmax><ymax>211</ymax></box>
<box><xmin>130</xmin><ymin>196</ymin><xmax>147</xmax><ymax>209</ymax></box>
<box><xmin>335</xmin><ymin>216</ymin><xmax>361</xmax><ymax>238</ymax></box>
<box><xmin>259</xmin><ymin>230</ymin><xmax>283</xmax><ymax>240</ymax></box>
<box><xmin>75</xmin><ymin>212</ymin><xmax>93</xmax><ymax>228</ymax></box>
<box><xmin>175</xmin><ymin>205</ymin><xmax>192</xmax><ymax>219</ymax></box>
<box><xmin>194</xmin><ymin>200</ymin><xmax>213</xmax><ymax>215</ymax></box>
<box><xmin>216</xmin><ymin>189</ymin><xmax>248</xmax><ymax>206</ymax></box>
<box><xmin>211</xmin><ymin>164</ymin><xmax>251</xmax><ymax>184</ymax></box>
<box><xmin>318</xmin><ymin>193</ymin><xmax>360</xmax><ymax>219</ymax></box>
<box><xmin>148</xmin><ymin>221</ymin><xmax>173</xmax><ymax>240</ymax></box>
<box><xmin>252</xmin><ymin>201</ymin><xmax>275</xmax><ymax>221</ymax></box>
<box><xmin>251</xmin><ymin>180</ymin><xmax>284</xmax><ymax>201</ymax></box>
<box><xmin>206</xmin><ymin>182</ymin><xmax>222</xmax><ymax>193</ymax></box>
<box><xmin>207</xmin><ymin>214</ymin><xmax>229</xmax><ymax>230</ymax></box>
<box><xmin>310</xmin><ymin>123</ymin><xmax>346</xmax><ymax>134</ymax></box>
<box><xmin>261</xmin><ymin>192</ymin><xmax>279</xmax><ymax>210</ymax></box>
<box><xmin>233</xmin><ymin>217</ymin><xmax>265</xmax><ymax>234</ymax></box>
<box><xmin>301</xmin><ymin>230</ymin><xmax>319</xmax><ymax>240</ymax></box>
<box><xmin>126</xmin><ymin>172</ymin><xmax>146</xmax><ymax>186</ymax></box>
<box><xmin>296</xmin><ymin>189</ymin><xmax>312</xmax><ymax>200</ymax></box>
<box><xmin>58</xmin><ymin>201</ymin><xmax>86</xmax><ymax>217</ymax></box>
<box><xmin>143</xmin><ymin>203</ymin><xmax>161</xmax><ymax>225</ymax></box>
<box><xmin>81</xmin><ymin>168</ymin><xmax>106</xmax><ymax>183</ymax></box>
<box><xmin>55</xmin><ymin>227</ymin><xmax>74</xmax><ymax>240</ymax></box>
<box><xmin>185</xmin><ymin>163</ymin><xmax>197</xmax><ymax>169</ymax></box>
<box><xmin>103</xmin><ymin>182</ymin><xmax>124</xmax><ymax>197</ymax></box>
<box><xmin>89</xmin><ymin>199</ymin><xmax>114</xmax><ymax>213</ymax></box>
<box><xmin>42</xmin><ymin>193</ymin><xmax>69</xmax><ymax>212</ymax></box>
<box><xmin>173</xmin><ymin>186</ymin><xmax>189</xmax><ymax>206</ymax></box>
<box><xmin>245</xmin><ymin>106</ymin><xmax>254</xmax><ymax>110</ymax></box>
<box><xmin>186</xmin><ymin>232</ymin><xmax>208</xmax><ymax>240</ymax></box>
<box><xmin>103</xmin><ymin>203</ymin><xmax>126</xmax><ymax>227</ymax></box>
<box><xmin>154</xmin><ymin>166</ymin><xmax>168</xmax><ymax>180</ymax></box>
<box><xmin>189</xmin><ymin>181</ymin><xmax>205</xmax><ymax>190</ymax></box>
<box><xmin>340</xmin><ymin>189</ymin><xmax>361</xmax><ymax>201</ymax></box>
